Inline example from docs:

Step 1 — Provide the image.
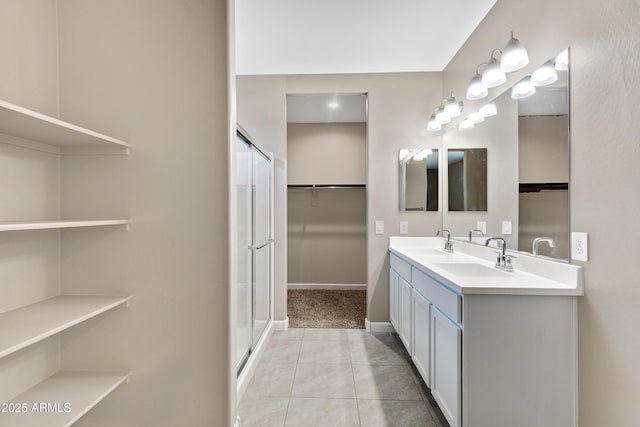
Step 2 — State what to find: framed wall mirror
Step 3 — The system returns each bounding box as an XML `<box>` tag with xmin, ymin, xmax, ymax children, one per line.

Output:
<box><xmin>442</xmin><ymin>48</ymin><xmax>570</xmax><ymax>261</ymax></box>
<box><xmin>399</xmin><ymin>148</ymin><xmax>439</xmax><ymax>211</ymax></box>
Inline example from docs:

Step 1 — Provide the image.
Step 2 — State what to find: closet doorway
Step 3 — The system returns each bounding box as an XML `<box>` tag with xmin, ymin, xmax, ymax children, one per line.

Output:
<box><xmin>286</xmin><ymin>94</ymin><xmax>368</xmax><ymax>329</ymax></box>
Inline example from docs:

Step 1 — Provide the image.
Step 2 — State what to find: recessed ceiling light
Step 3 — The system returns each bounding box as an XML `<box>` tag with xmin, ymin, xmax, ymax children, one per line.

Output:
<box><xmin>328</xmin><ymin>101</ymin><xmax>339</xmax><ymax>109</ymax></box>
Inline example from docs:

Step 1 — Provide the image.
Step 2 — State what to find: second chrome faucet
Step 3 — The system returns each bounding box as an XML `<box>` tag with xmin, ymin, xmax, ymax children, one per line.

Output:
<box><xmin>485</xmin><ymin>237</ymin><xmax>514</xmax><ymax>272</ymax></box>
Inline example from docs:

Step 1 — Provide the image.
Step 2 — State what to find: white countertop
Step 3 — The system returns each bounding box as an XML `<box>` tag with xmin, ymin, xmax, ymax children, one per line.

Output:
<box><xmin>390</xmin><ymin>237</ymin><xmax>583</xmax><ymax>296</ymax></box>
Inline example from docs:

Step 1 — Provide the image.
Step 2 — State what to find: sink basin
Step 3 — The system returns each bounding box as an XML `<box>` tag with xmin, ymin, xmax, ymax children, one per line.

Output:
<box><xmin>405</xmin><ymin>248</ymin><xmax>448</xmax><ymax>256</ymax></box>
<box><xmin>433</xmin><ymin>263</ymin><xmax>510</xmax><ymax>277</ymax></box>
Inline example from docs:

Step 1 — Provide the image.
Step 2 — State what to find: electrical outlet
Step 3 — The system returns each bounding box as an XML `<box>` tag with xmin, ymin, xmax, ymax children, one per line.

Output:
<box><xmin>399</xmin><ymin>221</ymin><xmax>409</xmax><ymax>235</ymax></box>
<box><xmin>476</xmin><ymin>221</ymin><xmax>487</xmax><ymax>234</ymax></box>
<box><xmin>501</xmin><ymin>221</ymin><xmax>512</xmax><ymax>235</ymax></box>
<box><xmin>375</xmin><ymin>220</ymin><xmax>384</xmax><ymax>235</ymax></box>
<box><xmin>571</xmin><ymin>232</ymin><xmax>588</xmax><ymax>261</ymax></box>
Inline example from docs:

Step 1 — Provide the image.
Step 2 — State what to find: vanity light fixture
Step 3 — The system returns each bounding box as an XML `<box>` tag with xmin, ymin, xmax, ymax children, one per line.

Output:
<box><xmin>531</xmin><ymin>60</ymin><xmax>558</xmax><ymax>86</ymax></box>
<box><xmin>443</xmin><ymin>93</ymin><xmax>464</xmax><ymax>117</ymax></box>
<box><xmin>482</xmin><ymin>51</ymin><xmax>507</xmax><ymax>88</ymax></box>
<box><xmin>468</xmin><ymin>112</ymin><xmax>485</xmax><ymax>124</ymax></box>
<box><xmin>500</xmin><ymin>32</ymin><xmax>530</xmax><ymax>72</ymax></box>
<box><xmin>413</xmin><ymin>148</ymin><xmax>433</xmax><ymax>161</ymax></box>
<box><xmin>328</xmin><ymin>101</ymin><xmax>339</xmax><ymax>108</ymax></box>
<box><xmin>511</xmin><ymin>75</ymin><xmax>536</xmax><ymax>99</ymax></box>
<box><xmin>479</xmin><ymin>102</ymin><xmax>498</xmax><ymax>117</ymax></box>
<box><xmin>555</xmin><ymin>48</ymin><xmax>569</xmax><ymax>71</ymax></box>
<box><xmin>435</xmin><ymin>106</ymin><xmax>451</xmax><ymax>124</ymax></box>
<box><xmin>458</xmin><ymin>119</ymin><xmax>475</xmax><ymax>131</ymax></box>
<box><xmin>427</xmin><ymin>113</ymin><xmax>442</xmax><ymax>131</ymax></box>
<box><xmin>466</xmin><ymin>73</ymin><xmax>489</xmax><ymax>100</ymax></box>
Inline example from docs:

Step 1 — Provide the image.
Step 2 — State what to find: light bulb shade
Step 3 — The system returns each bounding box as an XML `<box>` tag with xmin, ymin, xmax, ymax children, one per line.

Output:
<box><xmin>413</xmin><ymin>149</ymin><xmax>433</xmax><ymax>161</ymax></box>
<box><xmin>427</xmin><ymin>115</ymin><xmax>442</xmax><ymax>131</ymax></box>
<box><xmin>444</xmin><ymin>96</ymin><xmax>463</xmax><ymax>118</ymax></box>
<box><xmin>435</xmin><ymin>107</ymin><xmax>450</xmax><ymax>124</ymax></box>
<box><xmin>479</xmin><ymin>102</ymin><xmax>497</xmax><ymax>117</ymax></box>
<box><xmin>500</xmin><ymin>35</ymin><xmax>529</xmax><ymax>72</ymax></box>
<box><xmin>468</xmin><ymin>112</ymin><xmax>485</xmax><ymax>124</ymax></box>
<box><xmin>459</xmin><ymin>119</ymin><xmax>474</xmax><ymax>131</ymax></box>
<box><xmin>466</xmin><ymin>74</ymin><xmax>488</xmax><ymax>100</ymax></box>
<box><xmin>482</xmin><ymin>58</ymin><xmax>507</xmax><ymax>88</ymax></box>
<box><xmin>531</xmin><ymin>60</ymin><xmax>558</xmax><ymax>86</ymax></box>
<box><xmin>555</xmin><ymin>48</ymin><xmax>569</xmax><ymax>71</ymax></box>
<box><xmin>511</xmin><ymin>76</ymin><xmax>536</xmax><ymax>99</ymax></box>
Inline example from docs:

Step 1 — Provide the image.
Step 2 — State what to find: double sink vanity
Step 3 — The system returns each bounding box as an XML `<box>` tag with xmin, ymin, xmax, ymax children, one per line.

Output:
<box><xmin>388</xmin><ymin>236</ymin><xmax>583</xmax><ymax>427</ymax></box>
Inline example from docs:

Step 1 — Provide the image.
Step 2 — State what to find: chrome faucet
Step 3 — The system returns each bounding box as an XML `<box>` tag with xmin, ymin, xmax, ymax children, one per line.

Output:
<box><xmin>532</xmin><ymin>237</ymin><xmax>556</xmax><ymax>256</ymax></box>
<box><xmin>437</xmin><ymin>229</ymin><xmax>454</xmax><ymax>253</ymax></box>
<box><xmin>485</xmin><ymin>237</ymin><xmax>514</xmax><ymax>272</ymax></box>
<box><xmin>469</xmin><ymin>229</ymin><xmax>485</xmax><ymax>242</ymax></box>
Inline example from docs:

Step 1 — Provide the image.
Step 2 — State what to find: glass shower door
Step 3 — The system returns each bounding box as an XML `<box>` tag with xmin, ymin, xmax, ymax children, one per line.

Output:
<box><xmin>236</xmin><ymin>136</ymin><xmax>253</xmax><ymax>371</ymax></box>
<box><xmin>252</xmin><ymin>147</ymin><xmax>272</xmax><ymax>347</ymax></box>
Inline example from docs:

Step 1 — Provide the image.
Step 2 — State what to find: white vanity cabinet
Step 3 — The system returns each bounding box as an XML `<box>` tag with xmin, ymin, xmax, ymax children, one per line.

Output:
<box><xmin>398</xmin><ymin>277</ymin><xmax>413</xmax><ymax>353</ymax></box>
<box><xmin>389</xmin><ymin>268</ymin><xmax>399</xmax><ymax>331</ymax></box>
<box><xmin>389</xmin><ymin>246</ymin><xmax>579</xmax><ymax>427</ymax></box>
<box><xmin>431</xmin><ymin>306</ymin><xmax>462</xmax><ymax>427</ymax></box>
<box><xmin>411</xmin><ymin>289</ymin><xmax>431</xmax><ymax>387</ymax></box>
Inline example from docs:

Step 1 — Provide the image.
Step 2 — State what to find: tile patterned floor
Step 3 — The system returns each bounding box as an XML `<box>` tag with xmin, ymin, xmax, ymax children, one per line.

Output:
<box><xmin>239</xmin><ymin>328</ymin><xmax>449</xmax><ymax>427</ymax></box>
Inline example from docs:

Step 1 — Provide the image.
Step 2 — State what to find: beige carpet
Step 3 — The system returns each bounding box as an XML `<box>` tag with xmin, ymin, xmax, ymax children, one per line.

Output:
<box><xmin>287</xmin><ymin>289</ymin><xmax>366</xmax><ymax>329</ymax></box>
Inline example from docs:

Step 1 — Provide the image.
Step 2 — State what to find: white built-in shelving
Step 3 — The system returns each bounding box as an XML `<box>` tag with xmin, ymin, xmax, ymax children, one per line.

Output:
<box><xmin>0</xmin><ymin>296</ymin><xmax>131</xmax><ymax>359</ymax></box>
<box><xmin>0</xmin><ymin>96</ymin><xmax>132</xmax><ymax>425</ymax></box>
<box><xmin>0</xmin><ymin>219</ymin><xmax>132</xmax><ymax>232</ymax></box>
<box><xmin>0</xmin><ymin>99</ymin><xmax>131</xmax><ymax>155</ymax></box>
<box><xmin>1</xmin><ymin>371</ymin><xmax>131</xmax><ymax>427</ymax></box>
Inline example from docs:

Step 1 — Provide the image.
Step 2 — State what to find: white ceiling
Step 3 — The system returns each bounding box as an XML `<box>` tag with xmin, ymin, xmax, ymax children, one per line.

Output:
<box><xmin>235</xmin><ymin>0</ymin><xmax>497</xmax><ymax>75</ymax></box>
<box><xmin>287</xmin><ymin>94</ymin><xmax>367</xmax><ymax>123</ymax></box>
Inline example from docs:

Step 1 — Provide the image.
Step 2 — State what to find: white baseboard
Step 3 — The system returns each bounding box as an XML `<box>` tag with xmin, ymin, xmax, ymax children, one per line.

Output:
<box><xmin>272</xmin><ymin>317</ymin><xmax>289</xmax><ymax>331</ymax></box>
<box><xmin>237</xmin><ymin>321</ymin><xmax>274</xmax><ymax>401</ymax></box>
<box><xmin>365</xmin><ymin>318</ymin><xmax>395</xmax><ymax>333</ymax></box>
<box><xmin>288</xmin><ymin>283</ymin><xmax>367</xmax><ymax>290</ymax></box>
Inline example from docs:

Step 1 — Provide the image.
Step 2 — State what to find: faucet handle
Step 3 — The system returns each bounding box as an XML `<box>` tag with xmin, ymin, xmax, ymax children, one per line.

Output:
<box><xmin>504</xmin><ymin>255</ymin><xmax>515</xmax><ymax>272</ymax></box>
<box><xmin>444</xmin><ymin>240</ymin><xmax>454</xmax><ymax>253</ymax></box>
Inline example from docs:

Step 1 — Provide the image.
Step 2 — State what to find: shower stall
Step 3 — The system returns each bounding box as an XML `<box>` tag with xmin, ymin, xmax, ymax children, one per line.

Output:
<box><xmin>236</xmin><ymin>128</ymin><xmax>273</xmax><ymax>373</ymax></box>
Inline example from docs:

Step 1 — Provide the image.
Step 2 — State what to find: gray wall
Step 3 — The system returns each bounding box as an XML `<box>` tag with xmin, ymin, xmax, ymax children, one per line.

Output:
<box><xmin>442</xmin><ymin>0</ymin><xmax>640</xmax><ymax>424</ymax></box>
<box><xmin>288</xmin><ymin>122</ymin><xmax>366</xmax><ymax>185</ymax></box>
<box><xmin>57</xmin><ymin>1</ymin><xmax>233</xmax><ymax>425</ymax></box>
<box><xmin>288</xmin><ymin>188</ymin><xmax>367</xmax><ymax>284</ymax></box>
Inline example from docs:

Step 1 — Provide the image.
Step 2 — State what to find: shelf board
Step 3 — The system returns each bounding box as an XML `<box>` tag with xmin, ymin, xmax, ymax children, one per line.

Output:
<box><xmin>0</xmin><ymin>219</ymin><xmax>131</xmax><ymax>232</ymax></box>
<box><xmin>0</xmin><ymin>99</ymin><xmax>131</xmax><ymax>155</ymax></box>
<box><xmin>2</xmin><ymin>371</ymin><xmax>130</xmax><ymax>427</ymax></box>
<box><xmin>0</xmin><ymin>295</ymin><xmax>131</xmax><ymax>359</ymax></box>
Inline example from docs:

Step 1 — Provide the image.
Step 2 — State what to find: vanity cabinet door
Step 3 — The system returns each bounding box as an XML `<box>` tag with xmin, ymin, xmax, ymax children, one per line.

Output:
<box><xmin>412</xmin><ymin>289</ymin><xmax>431</xmax><ymax>387</ymax></box>
<box><xmin>389</xmin><ymin>268</ymin><xmax>399</xmax><ymax>332</ymax></box>
<box><xmin>431</xmin><ymin>307</ymin><xmax>462</xmax><ymax>427</ymax></box>
<box><xmin>398</xmin><ymin>277</ymin><xmax>413</xmax><ymax>354</ymax></box>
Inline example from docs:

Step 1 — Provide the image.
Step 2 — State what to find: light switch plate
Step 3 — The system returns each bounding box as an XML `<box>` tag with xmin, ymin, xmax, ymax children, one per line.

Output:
<box><xmin>571</xmin><ymin>232</ymin><xmax>588</xmax><ymax>261</ymax></box>
<box><xmin>399</xmin><ymin>221</ymin><xmax>409</xmax><ymax>235</ymax></box>
<box><xmin>375</xmin><ymin>220</ymin><xmax>384</xmax><ymax>235</ymax></box>
<box><xmin>476</xmin><ymin>221</ymin><xmax>487</xmax><ymax>234</ymax></box>
<box><xmin>502</xmin><ymin>221</ymin><xmax>512</xmax><ymax>235</ymax></box>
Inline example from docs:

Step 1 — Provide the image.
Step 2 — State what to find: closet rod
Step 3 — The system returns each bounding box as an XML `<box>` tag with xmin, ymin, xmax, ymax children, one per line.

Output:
<box><xmin>287</xmin><ymin>184</ymin><xmax>366</xmax><ymax>190</ymax></box>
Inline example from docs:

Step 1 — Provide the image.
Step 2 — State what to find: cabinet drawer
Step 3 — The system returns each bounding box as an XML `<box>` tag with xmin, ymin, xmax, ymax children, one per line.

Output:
<box><xmin>390</xmin><ymin>252</ymin><xmax>411</xmax><ymax>282</ymax></box>
<box><xmin>412</xmin><ymin>267</ymin><xmax>462</xmax><ymax>324</ymax></box>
